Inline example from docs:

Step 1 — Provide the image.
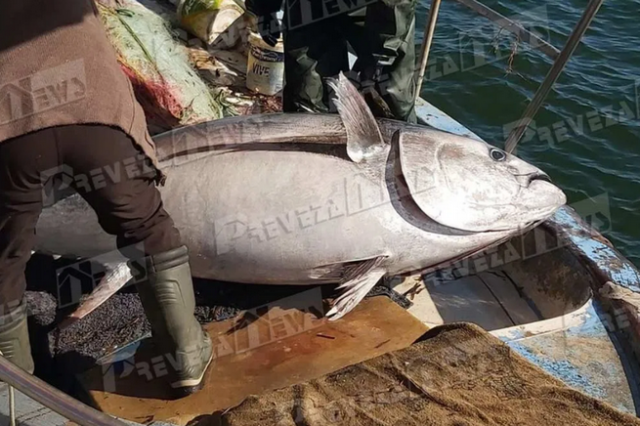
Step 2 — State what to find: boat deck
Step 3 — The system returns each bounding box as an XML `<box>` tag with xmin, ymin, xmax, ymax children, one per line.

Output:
<box><xmin>396</xmin><ymin>270</ymin><xmax>542</xmax><ymax>330</ymax></box>
<box><xmin>68</xmin><ymin>253</ymin><xmax>638</xmax><ymax>424</ymax></box>
<box><xmin>76</xmin><ymin>297</ymin><xmax>427</xmax><ymax>426</ymax></box>
<box><xmin>66</xmin><ymin>218</ymin><xmax>638</xmax><ymax>424</ymax></box>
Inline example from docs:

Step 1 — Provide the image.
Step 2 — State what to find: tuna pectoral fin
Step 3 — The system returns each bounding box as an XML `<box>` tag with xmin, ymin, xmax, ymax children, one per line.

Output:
<box><xmin>58</xmin><ymin>262</ymin><xmax>132</xmax><ymax>330</ymax></box>
<box><xmin>326</xmin><ymin>256</ymin><xmax>387</xmax><ymax>321</ymax></box>
<box><xmin>326</xmin><ymin>73</ymin><xmax>386</xmax><ymax>163</ymax></box>
<box><xmin>398</xmin><ymin>130</ymin><xmax>440</xmax><ymax>220</ymax></box>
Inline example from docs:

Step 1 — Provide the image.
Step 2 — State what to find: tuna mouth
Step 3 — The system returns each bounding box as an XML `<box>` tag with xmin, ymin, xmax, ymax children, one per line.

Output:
<box><xmin>527</xmin><ymin>172</ymin><xmax>552</xmax><ymax>186</ymax></box>
<box><xmin>515</xmin><ymin>172</ymin><xmax>553</xmax><ymax>188</ymax></box>
<box><xmin>522</xmin><ymin>216</ymin><xmax>550</xmax><ymax>232</ymax></box>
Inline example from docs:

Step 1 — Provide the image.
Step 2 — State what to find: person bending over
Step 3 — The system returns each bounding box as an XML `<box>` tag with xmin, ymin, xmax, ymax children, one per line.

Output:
<box><xmin>0</xmin><ymin>0</ymin><xmax>213</xmax><ymax>397</ymax></box>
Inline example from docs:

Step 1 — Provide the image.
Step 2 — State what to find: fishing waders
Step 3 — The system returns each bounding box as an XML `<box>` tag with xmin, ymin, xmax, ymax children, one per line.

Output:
<box><xmin>281</xmin><ymin>0</ymin><xmax>418</xmax><ymax>123</ymax></box>
<box><xmin>132</xmin><ymin>246</ymin><xmax>213</xmax><ymax>398</ymax></box>
<box><xmin>0</xmin><ymin>302</ymin><xmax>34</xmax><ymax>374</ymax></box>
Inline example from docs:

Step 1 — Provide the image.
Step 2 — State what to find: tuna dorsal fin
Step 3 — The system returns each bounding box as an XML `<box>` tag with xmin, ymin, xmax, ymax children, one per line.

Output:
<box><xmin>327</xmin><ymin>73</ymin><xmax>385</xmax><ymax>163</ymax></box>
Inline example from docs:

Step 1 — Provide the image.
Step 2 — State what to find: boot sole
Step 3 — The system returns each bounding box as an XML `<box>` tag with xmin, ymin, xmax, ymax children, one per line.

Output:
<box><xmin>172</xmin><ymin>382</ymin><xmax>206</xmax><ymax>399</ymax></box>
<box><xmin>170</xmin><ymin>348</ymin><xmax>214</xmax><ymax>398</ymax></box>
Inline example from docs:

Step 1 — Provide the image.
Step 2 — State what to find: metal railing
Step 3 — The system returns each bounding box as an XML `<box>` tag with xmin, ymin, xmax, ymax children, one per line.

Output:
<box><xmin>414</xmin><ymin>0</ymin><xmax>605</xmax><ymax>153</ymax></box>
<box><xmin>0</xmin><ymin>354</ymin><xmax>128</xmax><ymax>426</ymax></box>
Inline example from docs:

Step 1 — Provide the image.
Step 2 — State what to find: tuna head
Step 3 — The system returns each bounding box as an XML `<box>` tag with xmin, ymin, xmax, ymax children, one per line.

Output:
<box><xmin>397</xmin><ymin>130</ymin><xmax>567</xmax><ymax>232</ymax></box>
<box><xmin>327</xmin><ymin>72</ymin><xmax>566</xmax><ymax>234</ymax></box>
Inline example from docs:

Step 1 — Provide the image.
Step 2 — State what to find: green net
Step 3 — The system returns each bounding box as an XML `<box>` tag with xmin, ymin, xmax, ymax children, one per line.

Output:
<box><xmin>97</xmin><ymin>0</ymin><xmax>230</xmax><ymax>132</ymax></box>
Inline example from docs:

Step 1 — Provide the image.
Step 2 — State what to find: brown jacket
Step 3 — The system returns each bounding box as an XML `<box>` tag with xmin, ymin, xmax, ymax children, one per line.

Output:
<box><xmin>0</xmin><ymin>0</ymin><xmax>163</xmax><ymax>182</ymax></box>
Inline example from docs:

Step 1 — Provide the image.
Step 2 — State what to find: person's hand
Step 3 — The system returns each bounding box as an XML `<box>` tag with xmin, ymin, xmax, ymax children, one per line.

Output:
<box><xmin>261</xmin><ymin>33</ymin><xmax>279</xmax><ymax>47</ymax></box>
<box><xmin>245</xmin><ymin>0</ymin><xmax>283</xmax><ymax>46</ymax></box>
<box><xmin>257</xmin><ymin>12</ymin><xmax>281</xmax><ymax>47</ymax></box>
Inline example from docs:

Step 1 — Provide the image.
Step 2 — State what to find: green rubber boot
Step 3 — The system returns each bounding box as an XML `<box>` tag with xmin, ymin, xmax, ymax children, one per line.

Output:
<box><xmin>0</xmin><ymin>301</ymin><xmax>34</xmax><ymax>374</ymax></box>
<box><xmin>133</xmin><ymin>246</ymin><xmax>213</xmax><ymax>398</ymax></box>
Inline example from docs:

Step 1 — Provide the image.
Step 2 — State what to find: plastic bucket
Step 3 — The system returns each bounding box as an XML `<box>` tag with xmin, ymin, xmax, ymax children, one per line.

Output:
<box><xmin>246</xmin><ymin>31</ymin><xmax>284</xmax><ymax>96</ymax></box>
<box><xmin>177</xmin><ymin>0</ymin><xmax>245</xmax><ymax>48</ymax></box>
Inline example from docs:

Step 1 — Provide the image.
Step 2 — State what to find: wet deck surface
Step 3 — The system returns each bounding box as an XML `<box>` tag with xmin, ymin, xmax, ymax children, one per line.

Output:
<box><xmin>77</xmin><ymin>296</ymin><xmax>428</xmax><ymax>425</ymax></box>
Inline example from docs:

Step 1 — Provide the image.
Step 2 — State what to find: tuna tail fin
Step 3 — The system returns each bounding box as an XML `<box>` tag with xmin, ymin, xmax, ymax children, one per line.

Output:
<box><xmin>58</xmin><ymin>262</ymin><xmax>132</xmax><ymax>330</ymax></box>
<box><xmin>326</xmin><ymin>256</ymin><xmax>387</xmax><ymax>321</ymax></box>
<box><xmin>326</xmin><ymin>72</ymin><xmax>386</xmax><ymax>163</ymax></box>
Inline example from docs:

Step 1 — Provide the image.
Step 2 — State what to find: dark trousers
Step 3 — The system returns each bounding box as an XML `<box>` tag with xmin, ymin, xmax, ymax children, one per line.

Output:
<box><xmin>0</xmin><ymin>125</ymin><xmax>182</xmax><ymax>312</ymax></box>
<box><xmin>282</xmin><ymin>0</ymin><xmax>418</xmax><ymax>123</ymax></box>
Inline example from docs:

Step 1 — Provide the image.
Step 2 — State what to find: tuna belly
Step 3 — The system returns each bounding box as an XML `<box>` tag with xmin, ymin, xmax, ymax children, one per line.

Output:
<box><xmin>160</xmin><ymin>148</ymin><xmax>398</xmax><ymax>283</ymax></box>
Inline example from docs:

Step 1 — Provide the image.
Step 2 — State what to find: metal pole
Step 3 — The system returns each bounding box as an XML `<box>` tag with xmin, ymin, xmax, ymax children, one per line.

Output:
<box><xmin>504</xmin><ymin>0</ymin><xmax>605</xmax><ymax>153</ymax></box>
<box><xmin>9</xmin><ymin>385</ymin><xmax>15</xmax><ymax>426</ymax></box>
<box><xmin>414</xmin><ymin>0</ymin><xmax>442</xmax><ymax>102</ymax></box>
<box><xmin>0</xmin><ymin>355</ymin><xmax>128</xmax><ymax>426</ymax></box>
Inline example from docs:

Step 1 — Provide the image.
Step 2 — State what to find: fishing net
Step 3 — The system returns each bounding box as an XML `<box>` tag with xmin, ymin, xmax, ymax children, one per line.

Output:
<box><xmin>96</xmin><ymin>0</ymin><xmax>230</xmax><ymax>133</ymax></box>
<box><xmin>221</xmin><ymin>323</ymin><xmax>640</xmax><ymax>426</ymax></box>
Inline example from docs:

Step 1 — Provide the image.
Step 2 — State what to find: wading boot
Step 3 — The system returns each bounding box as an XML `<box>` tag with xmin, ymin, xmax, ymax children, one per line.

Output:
<box><xmin>0</xmin><ymin>301</ymin><xmax>34</xmax><ymax>374</ymax></box>
<box><xmin>133</xmin><ymin>246</ymin><xmax>213</xmax><ymax>398</ymax></box>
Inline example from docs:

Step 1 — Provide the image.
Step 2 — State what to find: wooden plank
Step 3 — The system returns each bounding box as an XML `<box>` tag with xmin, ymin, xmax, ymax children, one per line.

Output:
<box><xmin>77</xmin><ymin>296</ymin><xmax>428</xmax><ymax>426</ymax></box>
<box><xmin>426</xmin><ymin>275</ymin><xmax>515</xmax><ymax>330</ymax></box>
<box><xmin>479</xmin><ymin>272</ymin><xmax>541</xmax><ymax>324</ymax></box>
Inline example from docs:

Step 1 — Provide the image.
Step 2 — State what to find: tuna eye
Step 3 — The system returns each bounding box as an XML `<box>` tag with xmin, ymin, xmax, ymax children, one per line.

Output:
<box><xmin>490</xmin><ymin>148</ymin><xmax>506</xmax><ymax>161</ymax></box>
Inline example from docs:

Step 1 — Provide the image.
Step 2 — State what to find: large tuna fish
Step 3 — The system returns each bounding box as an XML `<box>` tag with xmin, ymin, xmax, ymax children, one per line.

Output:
<box><xmin>37</xmin><ymin>74</ymin><xmax>566</xmax><ymax>323</ymax></box>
